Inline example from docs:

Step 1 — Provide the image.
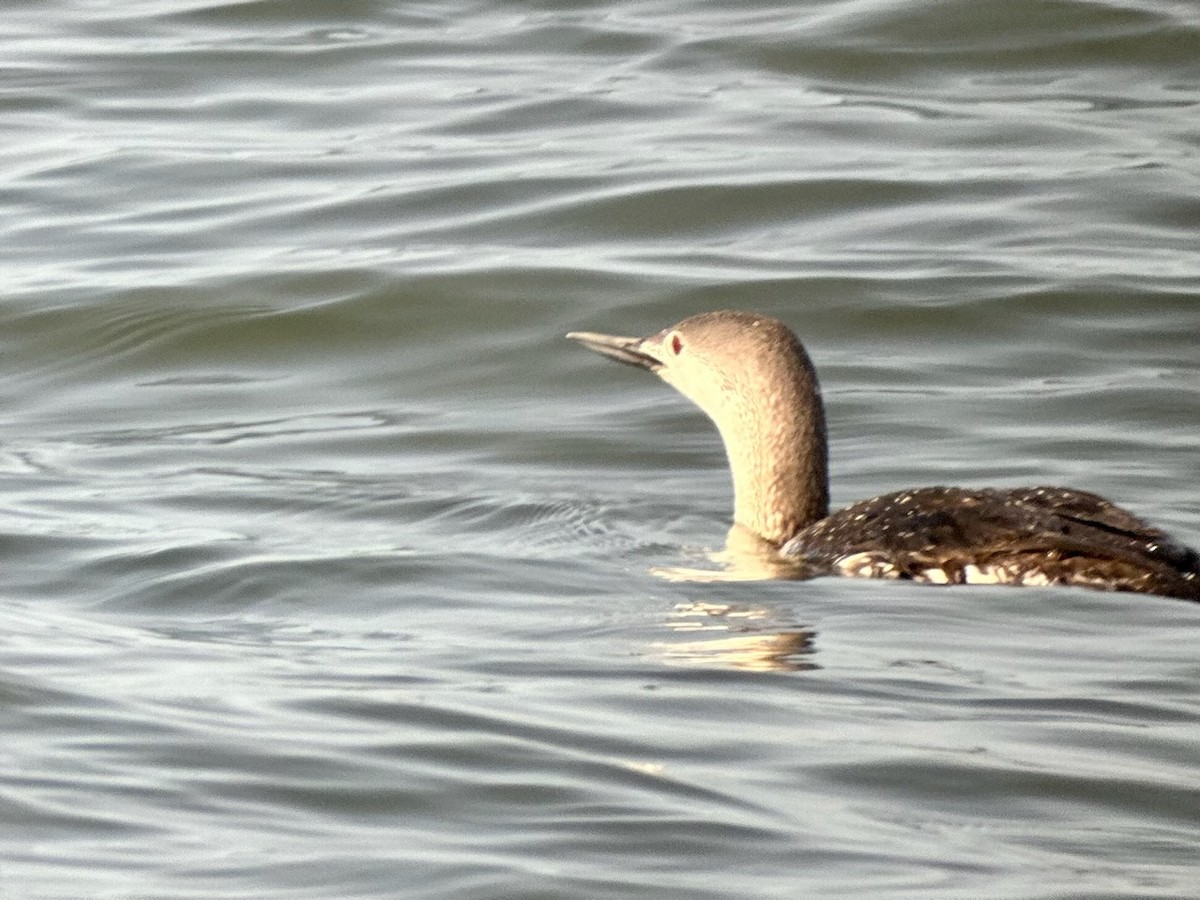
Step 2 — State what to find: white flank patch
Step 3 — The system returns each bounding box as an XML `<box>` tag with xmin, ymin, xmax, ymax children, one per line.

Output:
<box><xmin>834</xmin><ymin>552</ymin><xmax>897</xmax><ymax>579</ymax></box>
<box><xmin>835</xmin><ymin>557</ymin><xmax>1060</xmax><ymax>587</ymax></box>
<box><xmin>961</xmin><ymin>564</ymin><xmax>1006</xmax><ymax>584</ymax></box>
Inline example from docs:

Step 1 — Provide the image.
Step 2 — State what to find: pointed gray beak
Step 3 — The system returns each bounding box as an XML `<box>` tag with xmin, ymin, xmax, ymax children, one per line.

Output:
<box><xmin>566</xmin><ymin>330</ymin><xmax>663</xmax><ymax>371</ymax></box>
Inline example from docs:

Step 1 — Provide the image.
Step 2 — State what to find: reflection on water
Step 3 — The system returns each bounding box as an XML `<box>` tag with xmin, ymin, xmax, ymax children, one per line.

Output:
<box><xmin>655</xmin><ymin>600</ymin><xmax>817</xmax><ymax>672</ymax></box>
<box><xmin>4</xmin><ymin>0</ymin><xmax>1200</xmax><ymax>896</ymax></box>
<box><xmin>650</xmin><ymin>525</ymin><xmax>819</xmax><ymax>672</ymax></box>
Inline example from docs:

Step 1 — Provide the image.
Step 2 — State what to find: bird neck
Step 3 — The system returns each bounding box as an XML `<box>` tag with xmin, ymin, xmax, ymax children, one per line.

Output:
<box><xmin>715</xmin><ymin>387</ymin><xmax>829</xmax><ymax>546</ymax></box>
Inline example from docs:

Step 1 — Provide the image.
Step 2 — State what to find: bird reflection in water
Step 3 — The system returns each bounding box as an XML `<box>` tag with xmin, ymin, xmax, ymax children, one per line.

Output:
<box><xmin>654</xmin><ymin>601</ymin><xmax>816</xmax><ymax>673</ymax></box>
<box><xmin>649</xmin><ymin>525</ymin><xmax>818</xmax><ymax>672</ymax></box>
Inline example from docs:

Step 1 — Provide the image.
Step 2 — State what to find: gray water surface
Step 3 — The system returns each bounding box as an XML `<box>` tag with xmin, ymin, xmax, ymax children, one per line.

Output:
<box><xmin>2</xmin><ymin>1</ymin><xmax>1199</xmax><ymax>898</ymax></box>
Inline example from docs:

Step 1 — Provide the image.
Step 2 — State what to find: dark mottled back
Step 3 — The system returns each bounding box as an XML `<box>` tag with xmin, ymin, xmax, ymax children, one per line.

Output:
<box><xmin>784</xmin><ymin>486</ymin><xmax>1200</xmax><ymax>600</ymax></box>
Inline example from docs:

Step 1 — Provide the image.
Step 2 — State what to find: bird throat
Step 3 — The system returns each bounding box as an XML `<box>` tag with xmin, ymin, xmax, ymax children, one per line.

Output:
<box><xmin>718</xmin><ymin>397</ymin><xmax>829</xmax><ymax>546</ymax></box>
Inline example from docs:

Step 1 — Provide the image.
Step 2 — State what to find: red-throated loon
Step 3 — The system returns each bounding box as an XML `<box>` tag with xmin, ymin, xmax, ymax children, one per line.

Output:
<box><xmin>567</xmin><ymin>310</ymin><xmax>1199</xmax><ymax>601</ymax></box>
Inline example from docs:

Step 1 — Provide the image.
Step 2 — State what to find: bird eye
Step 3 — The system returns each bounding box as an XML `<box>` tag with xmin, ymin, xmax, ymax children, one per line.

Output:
<box><xmin>670</xmin><ymin>333</ymin><xmax>683</xmax><ymax>355</ymax></box>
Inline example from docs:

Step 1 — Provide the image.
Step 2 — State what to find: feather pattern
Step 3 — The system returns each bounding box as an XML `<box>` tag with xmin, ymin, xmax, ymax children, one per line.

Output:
<box><xmin>783</xmin><ymin>486</ymin><xmax>1200</xmax><ymax>600</ymax></box>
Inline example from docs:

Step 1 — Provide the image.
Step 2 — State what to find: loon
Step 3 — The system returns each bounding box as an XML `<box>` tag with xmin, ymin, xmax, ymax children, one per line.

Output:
<box><xmin>567</xmin><ymin>310</ymin><xmax>1200</xmax><ymax>601</ymax></box>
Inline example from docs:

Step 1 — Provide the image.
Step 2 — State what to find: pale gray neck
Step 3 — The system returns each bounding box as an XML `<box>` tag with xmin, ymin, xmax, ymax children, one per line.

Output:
<box><xmin>715</xmin><ymin>375</ymin><xmax>829</xmax><ymax>546</ymax></box>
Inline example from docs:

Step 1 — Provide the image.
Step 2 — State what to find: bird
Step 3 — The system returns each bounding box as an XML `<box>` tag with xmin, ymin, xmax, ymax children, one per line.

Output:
<box><xmin>567</xmin><ymin>310</ymin><xmax>1200</xmax><ymax>601</ymax></box>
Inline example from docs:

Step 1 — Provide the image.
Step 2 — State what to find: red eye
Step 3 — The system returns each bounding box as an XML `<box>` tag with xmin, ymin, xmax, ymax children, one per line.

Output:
<box><xmin>670</xmin><ymin>333</ymin><xmax>683</xmax><ymax>355</ymax></box>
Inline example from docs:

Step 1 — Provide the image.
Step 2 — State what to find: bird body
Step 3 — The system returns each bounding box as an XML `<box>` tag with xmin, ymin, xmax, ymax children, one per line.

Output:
<box><xmin>784</xmin><ymin>485</ymin><xmax>1199</xmax><ymax>599</ymax></box>
<box><xmin>567</xmin><ymin>310</ymin><xmax>1199</xmax><ymax>601</ymax></box>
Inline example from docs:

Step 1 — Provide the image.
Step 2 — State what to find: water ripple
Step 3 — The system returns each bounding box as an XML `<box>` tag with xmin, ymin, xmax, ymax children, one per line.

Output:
<box><xmin>2</xmin><ymin>0</ymin><xmax>1199</xmax><ymax>897</ymax></box>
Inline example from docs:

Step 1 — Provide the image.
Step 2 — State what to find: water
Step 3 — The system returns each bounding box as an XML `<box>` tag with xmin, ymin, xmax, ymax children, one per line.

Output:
<box><xmin>2</xmin><ymin>1</ymin><xmax>1199</xmax><ymax>897</ymax></box>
